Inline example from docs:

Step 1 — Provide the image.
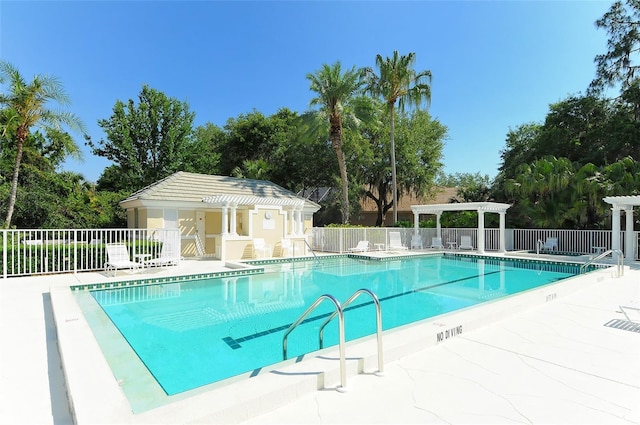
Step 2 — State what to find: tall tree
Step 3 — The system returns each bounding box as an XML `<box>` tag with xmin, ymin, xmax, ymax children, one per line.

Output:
<box><xmin>356</xmin><ymin>106</ymin><xmax>446</xmax><ymax>226</ymax></box>
<box><xmin>589</xmin><ymin>0</ymin><xmax>640</xmax><ymax>97</ymax></box>
<box><xmin>365</xmin><ymin>51</ymin><xmax>432</xmax><ymax>223</ymax></box>
<box><xmin>306</xmin><ymin>62</ymin><xmax>365</xmax><ymax>224</ymax></box>
<box><xmin>89</xmin><ymin>85</ymin><xmax>195</xmax><ymax>192</ymax></box>
<box><xmin>0</xmin><ymin>61</ymin><xmax>85</xmax><ymax>228</ymax></box>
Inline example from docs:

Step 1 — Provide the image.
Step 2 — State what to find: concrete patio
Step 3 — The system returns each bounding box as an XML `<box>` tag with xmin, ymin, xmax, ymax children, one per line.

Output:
<box><xmin>0</xmin><ymin>256</ymin><xmax>638</xmax><ymax>424</ymax></box>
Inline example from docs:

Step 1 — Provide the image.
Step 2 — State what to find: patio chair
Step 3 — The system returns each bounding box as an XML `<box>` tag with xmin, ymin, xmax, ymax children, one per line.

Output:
<box><xmin>349</xmin><ymin>240</ymin><xmax>370</xmax><ymax>253</ymax></box>
<box><xmin>430</xmin><ymin>237</ymin><xmax>444</xmax><ymax>249</ymax></box>
<box><xmin>459</xmin><ymin>236</ymin><xmax>474</xmax><ymax>250</ymax></box>
<box><xmin>253</xmin><ymin>238</ymin><xmax>271</xmax><ymax>258</ymax></box>
<box><xmin>144</xmin><ymin>238</ymin><xmax>182</xmax><ymax>268</ymax></box>
<box><xmin>105</xmin><ymin>243</ymin><xmax>143</xmax><ymax>277</ymax></box>
<box><xmin>619</xmin><ymin>303</ymin><xmax>640</xmax><ymax>324</ymax></box>
<box><xmin>541</xmin><ymin>237</ymin><xmax>558</xmax><ymax>251</ymax></box>
<box><xmin>388</xmin><ymin>232</ymin><xmax>408</xmax><ymax>251</ymax></box>
<box><xmin>280</xmin><ymin>239</ymin><xmax>293</xmax><ymax>257</ymax></box>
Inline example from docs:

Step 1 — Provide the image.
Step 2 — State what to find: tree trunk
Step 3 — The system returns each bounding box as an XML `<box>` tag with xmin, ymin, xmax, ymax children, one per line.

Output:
<box><xmin>390</xmin><ymin>106</ymin><xmax>398</xmax><ymax>224</ymax></box>
<box><xmin>5</xmin><ymin>129</ymin><xmax>25</xmax><ymax>228</ymax></box>
<box><xmin>330</xmin><ymin>115</ymin><xmax>349</xmax><ymax>224</ymax></box>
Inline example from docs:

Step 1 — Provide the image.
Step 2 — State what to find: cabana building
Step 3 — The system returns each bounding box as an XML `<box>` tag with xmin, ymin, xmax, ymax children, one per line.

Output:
<box><xmin>119</xmin><ymin>172</ymin><xmax>320</xmax><ymax>261</ymax></box>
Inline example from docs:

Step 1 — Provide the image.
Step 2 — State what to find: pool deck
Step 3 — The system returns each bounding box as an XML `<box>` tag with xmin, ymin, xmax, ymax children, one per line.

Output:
<box><xmin>1</xmin><ymin>253</ymin><xmax>639</xmax><ymax>424</ymax></box>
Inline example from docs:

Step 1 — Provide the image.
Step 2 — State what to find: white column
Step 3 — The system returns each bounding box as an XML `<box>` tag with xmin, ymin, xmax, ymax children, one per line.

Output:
<box><xmin>229</xmin><ymin>203</ymin><xmax>238</xmax><ymax>236</ymax></box>
<box><xmin>436</xmin><ymin>212</ymin><xmax>442</xmax><ymax>238</ymax></box>
<box><xmin>288</xmin><ymin>209</ymin><xmax>295</xmax><ymax>236</ymax></box>
<box><xmin>611</xmin><ymin>206</ymin><xmax>621</xmax><ymax>259</ymax></box>
<box><xmin>499</xmin><ymin>212</ymin><xmax>506</xmax><ymax>253</ymax></box>
<box><xmin>477</xmin><ymin>210</ymin><xmax>485</xmax><ymax>254</ymax></box>
<box><xmin>411</xmin><ymin>210</ymin><xmax>422</xmax><ymax>249</ymax></box>
<box><xmin>295</xmin><ymin>209</ymin><xmax>303</xmax><ymax>235</ymax></box>
<box><xmin>625</xmin><ymin>207</ymin><xmax>634</xmax><ymax>262</ymax></box>
<box><xmin>221</xmin><ymin>204</ymin><xmax>229</xmax><ymax>235</ymax></box>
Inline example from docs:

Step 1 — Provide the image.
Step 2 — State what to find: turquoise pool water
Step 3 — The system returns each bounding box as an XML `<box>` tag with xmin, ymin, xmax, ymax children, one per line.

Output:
<box><xmin>90</xmin><ymin>255</ymin><xmax>582</xmax><ymax>395</ymax></box>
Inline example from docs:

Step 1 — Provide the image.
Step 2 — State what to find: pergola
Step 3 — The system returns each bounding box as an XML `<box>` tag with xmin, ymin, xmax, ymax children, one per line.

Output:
<box><xmin>202</xmin><ymin>194</ymin><xmax>307</xmax><ymax>236</ymax></box>
<box><xmin>603</xmin><ymin>195</ymin><xmax>640</xmax><ymax>262</ymax></box>
<box><xmin>410</xmin><ymin>202</ymin><xmax>511</xmax><ymax>253</ymax></box>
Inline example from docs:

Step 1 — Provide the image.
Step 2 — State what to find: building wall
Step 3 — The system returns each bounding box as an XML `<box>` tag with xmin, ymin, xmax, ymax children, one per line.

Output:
<box><xmin>146</xmin><ymin>208</ymin><xmax>163</xmax><ymax>229</ymax></box>
<box><xmin>124</xmin><ymin>204</ymin><xmax>316</xmax><ymax>260</ymax></box>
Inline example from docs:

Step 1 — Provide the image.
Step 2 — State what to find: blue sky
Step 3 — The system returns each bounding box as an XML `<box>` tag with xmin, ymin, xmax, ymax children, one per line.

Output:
<box><xmin>1</xmin><ymin>1</ymin><xmax>610</xmax><ymax>183</ymax></box>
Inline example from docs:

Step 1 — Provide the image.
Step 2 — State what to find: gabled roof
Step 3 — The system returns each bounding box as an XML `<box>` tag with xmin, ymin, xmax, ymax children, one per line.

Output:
<box><xmin>120</xmin><ymin>172</ymin><xmax>320</xmax><ymax>210</ymax></box>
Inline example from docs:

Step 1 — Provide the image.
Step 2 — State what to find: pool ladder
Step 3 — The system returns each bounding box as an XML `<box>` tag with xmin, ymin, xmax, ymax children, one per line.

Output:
<box><xmin>580</xmin><ymin>248</ymin><xmax>624</xmax><ymax>277</ymax></box>
<box><xmin>282</xmin><ymin>288</ymin><xmax>383</xmax><ymax>392</ymax></box>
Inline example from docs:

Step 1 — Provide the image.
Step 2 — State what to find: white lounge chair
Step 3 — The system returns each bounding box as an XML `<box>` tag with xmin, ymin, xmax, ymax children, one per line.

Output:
<box><xmin>430</xmin><ymin>237</ymin><xmax>444</xmax><ymax>249</ymax></box>
<box><xmin>349</xmin><ymin>240</ymin><xmax>370</xmax><ymax>253</ymax></box>
<box><xmin>459</xmin><ymin>236</ymin><xmax>474</xmax><ymax>250</ymax></box>
<box><xmin>105</xmin><ymin>243</ymin><xmax>142</xmax><ymax>277</ymax></box>
<box><xmin>620</xmin><ymin>302</ymin><xmax>640</xmax><ymax>324</ymax></box>
<box><xmin>253</xmin><ymin>238</ymin><xmax>271</xmax><ymax>258</ymax></box>
<box><xmin>541</xmin><ymin>237</ymin><xmax>558</xmax><ymax>251</ymax></box>
<box><xmin>280</xmin><ymin>239</ymin><xmax>292</xmax><ymax>257</ymax></box>
<box><xmin>388</xmin><ymin>232</ymin><xmax>408</xmax><ymax>251</ymax></box>
<box><xmin>144</xmin><ymin>239</ymin><xmax>181</xmax><ymax>268</ymax></box>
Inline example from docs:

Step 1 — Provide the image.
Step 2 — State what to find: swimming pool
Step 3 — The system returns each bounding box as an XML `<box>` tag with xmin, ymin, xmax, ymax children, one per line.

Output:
<box><xmin>87</xmin><ymin>254</ymin><xmax>587</xmax><ymax>397</ymax></box>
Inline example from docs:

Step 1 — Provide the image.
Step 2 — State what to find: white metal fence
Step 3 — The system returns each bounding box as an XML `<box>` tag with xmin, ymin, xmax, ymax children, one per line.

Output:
<box><xmin>0</xmin><ymin>228</ymin><xmax>180</xmax><ymax>278</ymax></box>
<box><xmin>309</xmin><ymin>227</ymin><xmax>640</xmax><ymax>259</ymax></box>
<box><xmin>1</xmin><ymin>226</ymin><xmax>638</xmax><ymax>278</ymax></box>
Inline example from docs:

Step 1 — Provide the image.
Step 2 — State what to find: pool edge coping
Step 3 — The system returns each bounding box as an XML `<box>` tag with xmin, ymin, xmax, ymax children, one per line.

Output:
<box><xmin>51</xmin><ymin>257</ymin><xmax>621</xmax><ymax>424</ymax></box>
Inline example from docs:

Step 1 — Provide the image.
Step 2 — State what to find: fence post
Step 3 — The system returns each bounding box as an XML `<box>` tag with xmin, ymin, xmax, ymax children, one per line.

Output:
<box><xmin>2</xmin><ymin>230</ymin><xmax>6</xmax><ymax>279</ymax></box>
<box><xmin>73</xmin><ymin>230</ymin><xmax>78</xmax><ymax>275</ymax></box>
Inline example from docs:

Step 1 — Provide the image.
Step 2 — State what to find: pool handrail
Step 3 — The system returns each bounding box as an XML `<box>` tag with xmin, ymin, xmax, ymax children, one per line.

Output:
<box><xmin>282</xmin><ymin>294</ymin><xmax>347</xmax><ymax>391</ymax></box>
<box><xmin>303</xmin><ymin>238</ymin><xmax>319</xmax><ymax>262</ymax></box>
<box><xmin>580</xmin><ymin>248</ymin><xmax>624</xmax><ymax>277</ymax></box>
<box><xmin>318</xmin><ymin>288</ymin><xmax>383</xmax><ymax>375</ymax></box>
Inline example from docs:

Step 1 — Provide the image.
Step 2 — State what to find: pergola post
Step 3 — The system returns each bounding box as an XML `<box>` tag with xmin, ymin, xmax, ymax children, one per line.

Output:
<box><xmin>499</xmin><ymin>211</ymin><xmax>506</xmax><ymax>253</ymax></box>
<box><xmin>604</xmin><ymin>196</ymin><xmax>640</xmax><ymax>263</ymax></box>
<box><xmin>477</xmin><ymin>210</ymin><xmax>485</xmax><ymax>254</ymax></box>
<box><xmin>436</xmin><ymin>212</ymin><xmax>442</xmax><ymax>239</ymax></box>
<box><xmin>625</xmin><ymin>207</ymin><xmax>634</xmax><ymax>262</ymax></box>
<box><xmin>611</xmin><ymin>205</ymin><xmax>621</xmax><ymax>256</ymax></box>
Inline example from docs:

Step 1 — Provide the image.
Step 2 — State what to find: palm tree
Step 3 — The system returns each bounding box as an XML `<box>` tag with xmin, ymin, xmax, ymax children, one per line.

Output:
<box><xmin>365</xmin><ymin>51</ymin><xmax>432</xmax><ymax>223</ymax></box>
<box><xmin>306</xmin><ymin>62</ymin><xmax>364</xmax><ymax>224</ymax></box>
<box><xmin>0</xmin><ymin>61</ymin><xmax>85</xmax><ymax>227</ymax></box>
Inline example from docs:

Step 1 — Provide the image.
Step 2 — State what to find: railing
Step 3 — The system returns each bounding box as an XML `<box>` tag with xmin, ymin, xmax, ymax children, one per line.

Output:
<box><xmin>580</xmin><ymin>249</ymin><xmax>624</xmax><ymax>277</ymax></box>
<box><xmin>510</xmin><ymin>228</ymin><xmax>626</xmax><ymax>255</ymax></box>
<box><xmin>318</xmin><ymin>289</ymin><xmax>383</xmax><ymax>375</ymax></box>
<box><xmin>308</xmin><ymin>227</ymin><xmax>640</xmax><ymax>260</ymax></box>
<box><xmin>1</xmin><ymin>226</ymin><xmax>638</xmax><ymax>278</ymax></box>
<box><xmin>0</xmin><ymin>228</ymin><xmax>181</xmax><ymax>278</ymax></box>
<box><xmin>282</xmin><ymin>294</ymin><xmax>347</xmax><ymax>391</ymax></box>
<box><xmin>303</xmin><ymin>238</ymin><xmax>319</xmax><ymax>261</ymax></box>
<box><xmin>282</xmin><ymin>289</ymin><xmax>384</xmax><ymax>391</ymax></box>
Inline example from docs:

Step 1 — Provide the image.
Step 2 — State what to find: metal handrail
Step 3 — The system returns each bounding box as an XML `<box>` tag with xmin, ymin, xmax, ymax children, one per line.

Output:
<box><xmin>318</xmin><ymin>289</ymin><xmax>383</xmax><ymax>375</ymax></box>
<box><xmin>282</xmin><ymin>294</ymin><xmax>347</xmax><ymax>390</ymax></box>
<box><xmin>536</xmin><ymin>239</ymin><xmax>543</xmax><ymax>255</ymax></box>
<box><xmin>580</xmin><ymin>249</ymin><xmax>624</xmax><ymax>277</ymax></box>
<box><xmin>304</xmin><ymin>239</ymin><xmax>319</xmax><ymax>261</ymax></box>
